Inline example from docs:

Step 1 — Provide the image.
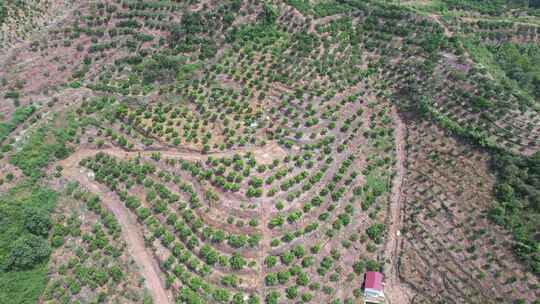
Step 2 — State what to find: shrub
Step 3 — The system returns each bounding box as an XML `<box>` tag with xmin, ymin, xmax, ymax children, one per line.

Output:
<box><xmin>265</xmin><ymin>291</ymin><xmax>280</xmax><ymax>304</ymax></box>
<box><xmin>366</xmin><ymin>260</ymin><xmax>379</xmax><ymax>272</ymax></box>
<box><xmin>286</xmin><ymin>286</ymin><xmax>298</xmax><ymax>299</ymax></box>
<box><xmin>6</xmin><ymin>235</ymin><xmax>51</xmax><ymax>270</ymax></box>
<box><xmin>23</xmin><ymin>207</ymin><xmax>51</xmax><ymax>236</ymax></box>
<box><xmin>353</xmin><ymin>260</ymin><xmax>365</xmax><ymax>275</ymax></box>
<box><xmin>366</xmin><ymin>223</ymin><xmax>385</xmax><ymax>243</ymax></box>
<box><xmin>109</xmin><ymin>265</ymin><xmax>123</xmax><ymax>282</ymax></box>
<box><xmin>229</xmin><ymin>252</ymin><xmax>246</xmax><ymax>270</ymax></box>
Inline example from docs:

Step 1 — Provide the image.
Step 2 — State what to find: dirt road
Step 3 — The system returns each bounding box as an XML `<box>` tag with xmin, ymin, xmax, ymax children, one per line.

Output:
<box><xmin>61</xmin><ymin>142</ymin><xmax>286</xmax><ymax>166</ymax></box>
<box><xmin>383</xmin><ymin>107</ymin><xmax>413</xmax><ymax>304</ymax></box>
<box><xmin>58</xmin><ymin>154</ymin><xmax>174</xmax><ymax>304</ymax></box>
<box><xmin>56</xmin><ymin>142</ymin><xmax>288</xmax><ymax>303</ymax></box>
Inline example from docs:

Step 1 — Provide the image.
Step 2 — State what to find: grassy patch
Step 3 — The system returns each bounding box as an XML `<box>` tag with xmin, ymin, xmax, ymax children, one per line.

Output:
<box><xmin>0</xmin><ymin>105</ymin><xmax>35</xmax><ymax>144</ymax></box>
<box><xmin>285</xmin><ymin>0</ymin><xmax>312</xmax><ymax>15</ymax></box>
<box><xmin>0</xmin><ymin>265</ymin><xmax>49</xmax><ymax>304</ymax></box>
<box><xmin>10</xmin><ymin>112</ymin><xmax>80</xmax><ymax>178</ymax></box>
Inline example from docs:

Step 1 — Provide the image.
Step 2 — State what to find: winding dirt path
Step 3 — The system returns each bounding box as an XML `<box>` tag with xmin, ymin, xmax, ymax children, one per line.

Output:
<box><xmin>383</xmin><ymin>107</ymin><xmax>413</xmax><ymax>304</ymax></box>
<box><xmin>58</xmin><ymin>154</ymin><xmax>174</xmax><ymax>304</ymax></box>
<box><xmin>64</xmin><ymin>142</ymin><xmax>286</xmax><ymax>165</ymax></box>
<box><xmin>56</xmin><ymin>142</ymin><xmax>287</xmax><ymax>303</ymax></box>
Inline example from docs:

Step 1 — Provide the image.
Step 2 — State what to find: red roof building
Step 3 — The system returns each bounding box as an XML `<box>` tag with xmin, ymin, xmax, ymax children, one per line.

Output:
<box><xmin>365</xmin><ymin>271</ymin><xmax>383</xmax><ymax>291</ymax></box>
<box><xmin>364</xmin><ymin>271</ymin><xmax>385</xmax><ymax>304</ymax></box>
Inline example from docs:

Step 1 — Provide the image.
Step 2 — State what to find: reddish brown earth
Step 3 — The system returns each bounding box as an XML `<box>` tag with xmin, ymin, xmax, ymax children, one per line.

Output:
<box><xmin>384</xmin><ymin>107</ymin><xmax>414</xmax><ymax>304</ymax></box>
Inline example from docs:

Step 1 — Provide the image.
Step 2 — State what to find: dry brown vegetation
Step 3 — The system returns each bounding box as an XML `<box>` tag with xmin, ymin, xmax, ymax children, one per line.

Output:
<box><xmin>400</xmin><ymin>119</ymin><xmax>538</xmax><ymax>303</ymax></box>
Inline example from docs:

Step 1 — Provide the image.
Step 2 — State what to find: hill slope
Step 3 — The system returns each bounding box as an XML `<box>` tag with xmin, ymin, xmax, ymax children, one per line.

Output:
<box><xmin>0</xmin><ymin>1</ymin><xmax>538</xmax><ymax>304</ymax></box>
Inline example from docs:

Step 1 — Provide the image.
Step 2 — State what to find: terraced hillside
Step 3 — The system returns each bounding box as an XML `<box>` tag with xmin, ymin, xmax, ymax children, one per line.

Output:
<box><xmin>0</xmin><ymin>1</ymin><xmax>538</xmax><ymax>304</ymax></box>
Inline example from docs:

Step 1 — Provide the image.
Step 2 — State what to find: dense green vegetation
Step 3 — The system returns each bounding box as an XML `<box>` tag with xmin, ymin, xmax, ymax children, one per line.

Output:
<box><xmin>0</xmin><ymin>3</ymin><xmax>6</xmax><ymax>25</ymax></box>
<box><xmin>289</xmin><ymin>0</ymin><xmax>536</xmax><ymax>17</ymax></box>
<box><xmin>461</xmin><ymin>37</ymin><xmax>540</xmax><ymax>105</ymax></box>
<box><xmin>0</xmin><ymin>110</ymin><xmax>84</xmax><ymax>303</ymax></box>
<box><xmin>0</xmin><ymin>182</ymin><xmax>57</xmax><ymax>304</ymax></box>
<box><xmin>398</xmin><ymin>0</ymin><xmax>539</xmax><ymax>15</ymax></box>
<box><xmin>487</xmin><ymin>43</ymin><xmax>540</xmax><ymax>99</ymax></box>
<box><xmin>286</xmin><ymin>0</ymin><xmax>368</xmax><ymax>17</ymax></box>
<box><xmin>441</xmin><ymin>0</ymin><xmax>523</xmax><ymax>15</ymax></box>
<box><xmin>490</xmin><ymin>151</ymin><xmax>540</xmax><ymax>275</ymax></box>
